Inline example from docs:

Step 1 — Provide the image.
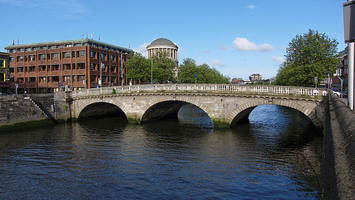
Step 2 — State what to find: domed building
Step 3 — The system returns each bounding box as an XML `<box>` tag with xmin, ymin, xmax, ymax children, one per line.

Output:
<box><xmin>146</xmin><ymin>38</ymin><xmax>178</xmax><ymax>63</ymax></box>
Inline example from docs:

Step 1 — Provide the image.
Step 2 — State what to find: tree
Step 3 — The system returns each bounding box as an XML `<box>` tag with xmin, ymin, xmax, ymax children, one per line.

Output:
<box><xmin>274</xmin><ymin>29</ymin><xmax>339</xmax><ymax>87</ymax></box>
<box><xmin>178</xmin><ymin>58</ymin><xmax>229</xmax><ymax>84</ymax></box>
<box><xmin>151</xmin><ymin>53</ymin><xmax>177</xmax><ymax>83</ymax></box>
<box><xmin>126</xmin><ymin>53</ymin><xmax>150</xmax><ymax>84</ymax></box>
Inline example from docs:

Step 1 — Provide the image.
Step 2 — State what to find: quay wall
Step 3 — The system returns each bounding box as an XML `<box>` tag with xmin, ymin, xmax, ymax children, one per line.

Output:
<box><xmin>0</xmin><ymin>95</ymin><xmax>49</xmax><ymax>129</ymax></box>
<box><xmin>323</xmin><ymin>93</ymin><xmax>355</xmax><ymax>200</ymax></box>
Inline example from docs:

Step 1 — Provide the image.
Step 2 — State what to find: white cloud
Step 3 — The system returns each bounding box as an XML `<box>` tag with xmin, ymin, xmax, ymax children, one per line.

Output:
<box><xmin>210</xmin><ymin>59</ymin><xmax>224</xmax><ymax>67</ymax></box>
<box><xmin>134</xmin><ymin>43</ymin><xmax>149</xmax><ymax>57</ymax></box>
<box><xmin>271</xmin><ymin>56</ymin><xmax>285</xmax><ymax>63</ymax></box>
<box><xmin>233</xmin><ymin>37</ymin><xmax>273</xmax><ymax>52</ymax></box>
<box><xmin>247</xmin><ymin>5</ymin><xmax>256</xmax><ymax>10</ymax></box>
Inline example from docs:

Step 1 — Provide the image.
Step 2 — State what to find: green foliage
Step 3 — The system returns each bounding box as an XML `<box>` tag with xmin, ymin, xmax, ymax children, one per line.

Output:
<box><xmin>112</xmin><ymin>88</ymin><xmax>116</xmax><ymax>94</ymax></box>
<box><xmin>126</xmin><ymin>53</ymin><xmax>151</xmax><ymax>84</ymax></box>
<box><xmin>178</xmin><ymin>58</ymin><xmax>229</xmax><ymax>84</ymax></box>
<box><xmin>151</xmin><ymin>53</ymin><xmax>176</xmax><ymax>83</ymax></box>
<box><xmin>126</xmin><ymin>52</ymin><xmax>176</xmax><ymax>84</ymax></box>
<box><xmin>274</xmin><ymin>29</ymin><xmax>339</xmax><ymax>87</ymax></box>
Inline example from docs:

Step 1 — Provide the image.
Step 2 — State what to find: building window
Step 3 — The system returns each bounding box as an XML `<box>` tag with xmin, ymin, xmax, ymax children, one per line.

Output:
<box><xmin>10</xmin><ymin>57</ymin><xmax>14</xmax><ymax>62</ymax></box>
<box><xmin>17</xmin><ymin>56</ymin><xmax>23</xmax><ymax>61</ymax></box>
<box><xmin>64</xmin><ymin>76</ymin><xmax>71</xmax><ymax>82</ymax></box>
<box><xmin>0</xmin><ymin>60</ymin><xmax>3</xmax><ymax>67</ymax></box>
<box><xmin>10</xmin><ymin>68</ymin><xmax>14</xmax><ymax>73</ymax></box>
<box><xmin>17</xmin><ymin>67</ymin><xmax>24</xmax><ymax>72</ymax></box>
<box><xmin>101</xmin><ymin>53</ymin><xmax>104</xmax><ymax>60</ymax></box>
<box><xmin>90</xmin><ymin>63</ymin><xmax>95</xmax><ymax>70</ymax></box>
<box><xmin>52</xmin><ymin>53</ymin><xmax>59</xmax><ymax>59</ymax></box>
<box><xmin>39</xmin><ymin>77</ymin><xmax>46</xmax><ymax>83</ymax></box>
<box><xmin>90</xmin><ymin>51</ymin><xmax>96</xmax><ymax>58</ymax></box>
<box><xmin>52</xmin><ymin>76</ymin><xmax>59</xmax><ymax>82</ymax></box>
<box><xmin>29</xmin><ymin>55</ymin><xmax>36</xmax><ymax>61</ymax></box>
<box><xmin>77</xmin><ymin>63</ymin><xmax>85</xmax><ymax>69</ymax></box>
<box><xmin>110</xmin><ymin>55</ymin><xmax>114</xmax><ymax>61</ymax></box>
<box><xmin>78</xmin><ymin>51</ymin><xmax>85</xmax><ymax>57</ymax></box>
<box><xmin>39</xmin><ymin>65</ymin><xmax>46</xmax><ymax>71</ymax></box>
<box><xmin>52</xmin><ymin>65</ymin><xmax>59</xmax><ymax>71</ymax></box>
<box><xmin>29</xmin><ymin>77</ymin><xmax>36</xmax><ymax>82</ymax></box>
<box><xmin>90</xmin><ymin>75</ymin><xmax>96</xmax><ymax>80</ymax></box>
<box><xmin>29</xmin><ymin>66</ymin><xmax>36</xmax><ymax>72</ymax></box>
<box><xmin>39</xmin><ymin>54</ymin><xmax>46</xmax><ymax>60</ymax></box>
<box><xmin>63</xmin><ymin>64</ymin><xmax>71</xmax><ymax>70</ymax></box>
<box><xmin>77</xmin><ymin>75</ymin><xmax>85</xmax><ymax>81</ymax></box>
<box><xmin>63</xmin><ymin>52</ymin><xmax>70</xmax><ymax>58</ymax></box>
<box><xmin>17</xmin><ymin>78</ymin><xmax>24</xmax><ymax>83</ymax></box>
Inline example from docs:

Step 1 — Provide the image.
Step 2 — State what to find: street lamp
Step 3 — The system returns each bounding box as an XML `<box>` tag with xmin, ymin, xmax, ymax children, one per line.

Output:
<box><xmin>151</xmin><ymin>59</ymin><xmax>153</xmax><ymax>84</ymax></box>
<box><xmin>100</xmin><ymin>63</ymin><xmax>105</xmax><ymax>88</ymax></box>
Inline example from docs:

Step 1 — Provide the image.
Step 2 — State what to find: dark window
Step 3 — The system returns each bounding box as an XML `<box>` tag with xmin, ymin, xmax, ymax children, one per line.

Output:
<box><xmin>39</xmin><ymin>54</ymin><xmax>46</xmax><ymax>60</ymax></box>
<box><xmin>63</xmin><ymin>52</ymin><xmax>70</xmax><ymax>58</ymax></box>
<box><xmin>52</xmin><ymin>53</ymin><xmax>59</xmax><ymax>59</ymax></box>
<box><xmin>17</xmin><ymin>67</ymin><xmax>24</xmax><ymax>72</ymax></box>
<box><xmin>79</xmin><ymin>51</ymin><xmax>85</xmax><ymax>57</ymax></box>
<box><xmin>39</xmin><ymin>65</ymin><xmax>46</xmax><ymax>71</ymax></box>
<box><xmin>29</xmin><ymin>77</ymin><xmax>36</xmax><ymax>82</ymax></box>
<box><xmin>90</xmin><ymin>51</ymin><xmax>95</xmax><ymax>58</ymax></box>
<box><xmin>29</xmin><ymin>66</ymin><xmax>36</xmax><ymax>72</ymax></box>
<box><xmin>77</xmin><ymin>63</ymin><xmax>85</xmax><ymax>69</ymax></box>
<box><xmin>52</xmin><ymin>76</ymin><xmax>59</xmax><ymax>82</ymax></box>
<box><xmin>29</xmin><ymin>55</ymin><xmax>36</xmax><ymax>61</ymax></box>
<box><xmin>77</xmin><ymin>75</ymin><xmax>85</xmax><ymax>81</ymax></box>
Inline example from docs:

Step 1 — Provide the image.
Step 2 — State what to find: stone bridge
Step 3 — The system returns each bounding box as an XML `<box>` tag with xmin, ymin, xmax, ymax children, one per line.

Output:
<box><xmin>65</xmin><ymin>84</ymin><xmax>327</xmax><ymax>129</ymax></box>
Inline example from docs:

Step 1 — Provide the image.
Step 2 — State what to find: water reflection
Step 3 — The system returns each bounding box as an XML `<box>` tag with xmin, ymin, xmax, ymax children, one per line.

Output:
<box><xmin>0</xmin><ymin>105</ymin><xmax>322</xmax><ymax>200</ymax></box>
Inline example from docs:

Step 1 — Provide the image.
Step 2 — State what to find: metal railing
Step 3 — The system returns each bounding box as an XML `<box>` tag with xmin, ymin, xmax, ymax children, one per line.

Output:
<box><xmin>70</xmin><ymin>84</ymin><xmax>328</xmax><ymax>98</ymax></box>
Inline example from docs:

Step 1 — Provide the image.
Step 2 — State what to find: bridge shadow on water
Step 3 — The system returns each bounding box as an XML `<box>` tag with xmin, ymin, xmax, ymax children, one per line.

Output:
<box><xmin>78</xmin><ymin>102</ymin><xmax>128</xmax><ymax>122</ymax></box>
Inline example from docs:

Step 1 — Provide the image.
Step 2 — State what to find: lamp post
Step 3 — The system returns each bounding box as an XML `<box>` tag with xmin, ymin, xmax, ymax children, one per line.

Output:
<box><xmin>344</xmin><ymin>0</ymin><xmax>355</xmax><ymax>110</ymax></box>
<box><xmin>151</xmin><ymin>59</ymin><xmax>153</xmax><ymax>84</ymax></box>
<box><xmin>120</xmin><ymin>53</ymin><xmax>123</xmax><ymax>87</ymax></box>
<box><xmin>100</xmin><ymin>63</ymin><xmax>105</xmax><ymax>88</ymax></box>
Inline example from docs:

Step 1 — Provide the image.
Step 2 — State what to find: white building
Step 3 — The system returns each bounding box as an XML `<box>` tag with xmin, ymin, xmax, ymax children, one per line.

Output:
<box><xmin>146</xmin><ymin>38</ymin><xmax>178</xmax><ymax>63</ymax></box>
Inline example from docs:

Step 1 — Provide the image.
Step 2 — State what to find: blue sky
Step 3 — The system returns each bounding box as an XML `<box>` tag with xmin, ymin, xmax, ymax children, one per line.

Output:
<box><xmin>0</xmin><ymin>0</ymin><xmax>348</xmax><ymax>80</ymax></box>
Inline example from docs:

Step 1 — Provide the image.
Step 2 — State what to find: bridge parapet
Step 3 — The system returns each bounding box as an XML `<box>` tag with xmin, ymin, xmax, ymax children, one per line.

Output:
<box><xmin>71</xmin><ymin>84</ymin><xmax>328</xmax><ymax>99</ymax></box>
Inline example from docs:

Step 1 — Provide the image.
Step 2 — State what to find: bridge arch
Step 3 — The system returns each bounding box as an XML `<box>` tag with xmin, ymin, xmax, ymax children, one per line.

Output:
<box><xmin>140</xmin><ymin>98</ymin><xmax>213</xmax><ymax>125</ymax></box>
<box><xmin>74</xmin><ymin>98</ymin><xmax>129</xmax><ymax>121</ymax></box>
<box><xmin>229</xmin><ymin>99</ymin><xmax>322</xmax><ymax>129</ymax></box>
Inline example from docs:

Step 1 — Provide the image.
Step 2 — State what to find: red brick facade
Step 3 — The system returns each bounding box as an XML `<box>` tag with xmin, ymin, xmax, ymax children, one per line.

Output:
<box><xmin>6</xmin><ymin>39</ymin><xmax>132</xmax><ymax>93</ymax></box>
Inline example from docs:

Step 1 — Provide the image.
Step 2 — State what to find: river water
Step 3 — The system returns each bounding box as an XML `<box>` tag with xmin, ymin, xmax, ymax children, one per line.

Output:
<box><xmin>0</xmin><ymin>105</ymin><xmax>322</xmax><ymax>200</ymax></box>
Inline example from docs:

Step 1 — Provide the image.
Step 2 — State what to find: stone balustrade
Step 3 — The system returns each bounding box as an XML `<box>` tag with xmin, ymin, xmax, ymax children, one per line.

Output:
<box><xmin>70</xmin><ymin>84</ymin><xmax>328</xmax><ymax>98</ymax></box>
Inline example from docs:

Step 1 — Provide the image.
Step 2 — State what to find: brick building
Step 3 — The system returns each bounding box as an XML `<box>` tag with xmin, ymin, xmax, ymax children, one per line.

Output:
<box><xmin>0</xmin><ymin>52</ymin><xmax>10</xmax><ymax>93</ymax></box>
<box><xmin>332</xmin><ymin>47</ymin><xmax>348</xmax><ymax>93</ymax></box>
<box><xmin>249</xmin><ymin>74</ymin><xmax>262</xmax><ymax>83</ymax></box>
<box><xmin>5</xmin><ymin>39</ymin><xmax>132</xmax><ymax>93</ymax></box>
<box><xmin>0</xmin><ymin>52</ymin><xmax>9</xmax><ymax>82</ymax></box>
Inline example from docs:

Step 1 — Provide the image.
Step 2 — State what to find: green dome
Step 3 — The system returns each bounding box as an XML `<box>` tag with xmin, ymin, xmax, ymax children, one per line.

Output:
<box><xmin>147</xmin><ymin>38</ymin><xmax>178</xmax><ymax>48</ymax></box>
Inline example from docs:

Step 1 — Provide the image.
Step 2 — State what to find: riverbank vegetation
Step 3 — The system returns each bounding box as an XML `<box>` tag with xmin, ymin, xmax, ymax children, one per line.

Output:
<box><xmin>126</xmin><ymin>53</ymin><xmax>230</xmax><ymax>84</ymax></box>
<box><xmin>274</xmin><ymin>29</ymin><xmax>339</xmax><ymax>87</ymax></box>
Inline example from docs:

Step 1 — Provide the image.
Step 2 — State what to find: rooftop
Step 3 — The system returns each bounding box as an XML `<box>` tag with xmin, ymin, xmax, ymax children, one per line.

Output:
<box><xmin>5</xmin><ymin>38</ymin><xmax>133</xmax><ymax>53</ymax></box>
<box><xmin>147</xmin><ymin>38</ymin><xmax>178</xmax><ymax>49</ymax></box>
